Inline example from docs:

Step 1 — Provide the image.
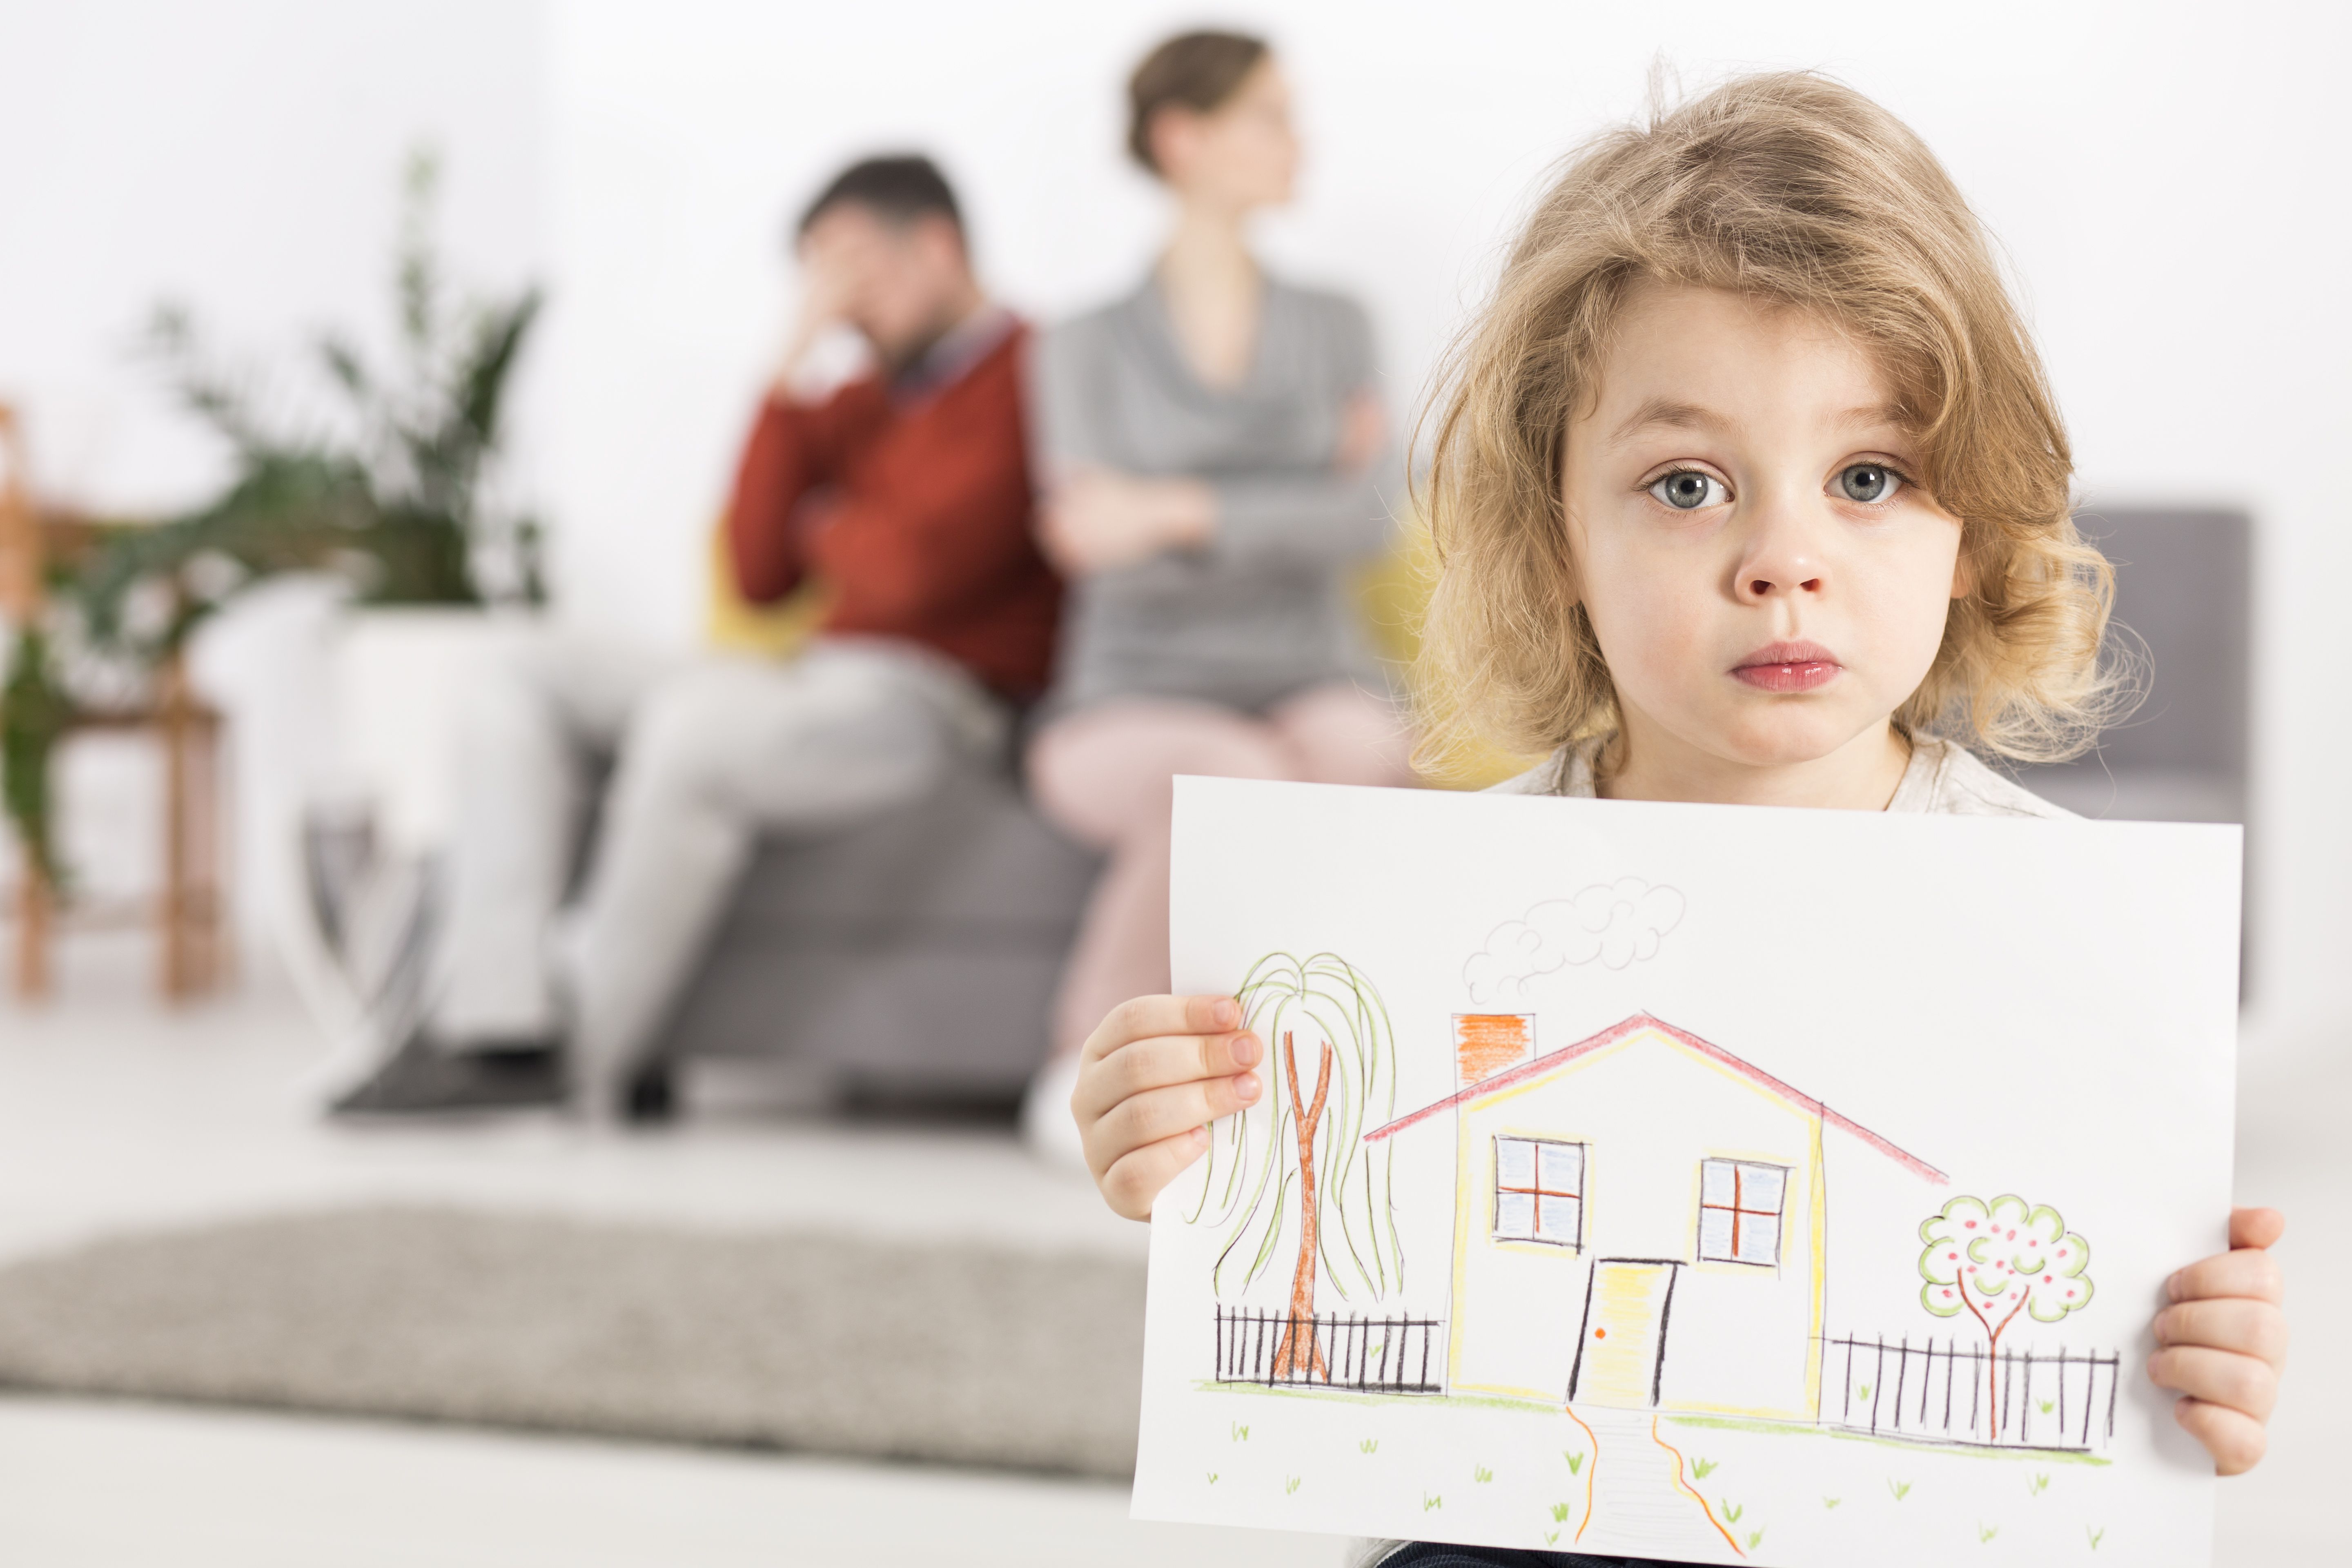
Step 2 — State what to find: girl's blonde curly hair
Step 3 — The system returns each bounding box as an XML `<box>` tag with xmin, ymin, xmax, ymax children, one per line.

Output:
<box><xmin>1416</xmin><ymin>71</ymin><xmax>2123</xmax><ymax>770</ymax></box>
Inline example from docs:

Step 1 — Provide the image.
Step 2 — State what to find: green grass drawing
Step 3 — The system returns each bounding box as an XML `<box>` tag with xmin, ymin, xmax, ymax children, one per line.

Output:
<box><xmin>1663</xmin><ymin>1411</ymin><xmax>2111</xmax><ymax>1468</ymax></box>
<box><xmin>1978</xmin><ymin>1523</ymin><xmax>1999</xmax><ymax>1544</ymax></box>
<box><xmin>1722</xmin><ymin>1502</ymin><xmax>1744</xmax><ymax>1524</ymax></box>
<box><xmin>1423</xmin><ymin>1493</ymin><xmax>1443</xmax><ymax>1512</ymax></box>
<box><xmin>2040</xmin><ymin>1399</ymin><xmax>2056</xmax><ymax>1416</ymax></box>
<box><xmin>1474</xmin><ymin>1464</ymin><xmax>1494</xmax><ymax>1483</ymax></box>
<box><xmin>2029</xmin><ymin>1473</ymin><xmax>2050</xmax><ymax>1496</ymax></box>
<box><xmin>1207</xmin><ymin>1472</ymin><xmax>1218</xmax><ymax>1484</ymax></box>
<box><xmin>1691</xmin><ymin>1457</ymin><xmax>1718</xmax><ymax>1480</ymax></box>
<box><xmin>1285</xmin><ymin>1475</ymin><xmax>1301</xmax><ymax>1495</ymax></box>
<box><xmin>1359</xmin><ymin>1438</ymin><xmax>1379</xmax><ymax>1454</ymax></box>
<box><xmin>2087</xmin><ymin>1526</ymin><xmax>2106</xmax><ymax>1550</ymax></box>
<box><xmin>1550</xmin><ymin>1503</ymin><xmax>1572</xmax><ymax>1523</ymax></box>
<box><xmin>1856</xmin><ymin>1383</ymin><xmax>1870</xmax><ymax>1401</ymax></box>
<box><xmin>1563</xmin><ymin>1450</ymin><xmax>1586</xmax><ymax>1474</ymax></box>
<box><xmin>1824</xmin><ymin>1497</ymin><xmax>1842</xmax><ymax>1510</ymax></box>
<box><xmin>1888</xmin><ymin>1479</ymin><xmax>1912</xmax><ymax>1502</ymax></box>
<box><xmin>1231</xmin><ymin>1422</ymin><xmax>1249</xmax><ymax>1441</ymax></box>
<box><xmin>1544</xmin><ymin>1532</ymin><xmax>1559</xmax><ymax>1547</ymax></box>
<box><xmin>1747</xmin><ymin>1531</ymin><xmax>1765</xmax><ymax>1551</ymax></box>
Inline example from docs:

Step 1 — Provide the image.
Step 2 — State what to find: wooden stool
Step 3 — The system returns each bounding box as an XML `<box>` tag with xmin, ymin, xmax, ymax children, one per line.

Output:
<box><xmin>1</xmin><ymin>404</ymin><xmax>230</xmax><ymax>1001</ymax></box>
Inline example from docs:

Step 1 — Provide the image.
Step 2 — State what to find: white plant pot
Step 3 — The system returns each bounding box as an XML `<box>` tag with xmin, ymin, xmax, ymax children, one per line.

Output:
<box><xmin>326</xmin><ymin>605</ymin><xmax>546</xmax><ymax>859</ymax></box>
<box><xmin>191</xmin><ymin>593</ymin><xmax>543</xmax><ymax>1069</ymax></box>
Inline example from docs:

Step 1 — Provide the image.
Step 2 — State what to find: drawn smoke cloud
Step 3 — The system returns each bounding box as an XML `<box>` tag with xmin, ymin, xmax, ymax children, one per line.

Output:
<box><xmin>1463</xmin><ymin>879</ymin><xmax>1686</xmax><ymax>1004</ymax></box>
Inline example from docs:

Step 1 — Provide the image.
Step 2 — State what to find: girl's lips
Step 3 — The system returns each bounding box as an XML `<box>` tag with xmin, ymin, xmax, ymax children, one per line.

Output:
<box><xmin>1732</xmin><ymin>641</ymin><xmax>1842</xmax><ymax>693</ymax></box>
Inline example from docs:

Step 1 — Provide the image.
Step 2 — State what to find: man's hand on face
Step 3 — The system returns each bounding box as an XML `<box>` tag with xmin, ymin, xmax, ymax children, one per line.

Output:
<box><xmin>780</xmin><ymin>216</ymin><xmax>884</xmax><ymax>388</ymax></box>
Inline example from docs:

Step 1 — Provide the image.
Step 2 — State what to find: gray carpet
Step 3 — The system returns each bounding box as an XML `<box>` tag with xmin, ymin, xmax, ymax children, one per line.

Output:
<box><xmin>0</xmin><ymin>1207</ymin><xmax>1147</xmax><ymax>1477</ymax></box>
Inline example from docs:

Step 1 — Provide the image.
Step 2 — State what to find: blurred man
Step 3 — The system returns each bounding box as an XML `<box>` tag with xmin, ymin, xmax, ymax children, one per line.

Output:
<box><xmin>332</xmin><ymin>155</ymin><xmax>1058</xmax><ymax>1120</ymax></box>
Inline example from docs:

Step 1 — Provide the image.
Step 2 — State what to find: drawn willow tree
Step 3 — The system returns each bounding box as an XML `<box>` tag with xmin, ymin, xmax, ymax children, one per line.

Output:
<box><xmin>1189</xmin><ymin>952</ymin><xmax>1401</xmax><ymax>1379</ymax></box>
<box><xmin>1919</xmin><ymin>1194</ymin><xmax>2095</xmax><ymax>1440</ymax></box>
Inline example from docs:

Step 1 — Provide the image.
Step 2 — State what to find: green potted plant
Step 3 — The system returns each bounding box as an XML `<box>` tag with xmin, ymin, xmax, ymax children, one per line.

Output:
<box><xmin>0</xmin><ymin>149</ymin><xmax>544</xmax><ymax>893</ymax></box>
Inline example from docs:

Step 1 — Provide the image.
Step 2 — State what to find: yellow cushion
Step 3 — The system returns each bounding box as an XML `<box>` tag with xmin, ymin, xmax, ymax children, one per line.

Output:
<box><xmin>707</xmin><ymin>523</ymin><xmax>831</xmax><ymax>659</ymax></box>
<box><xmin>1356</xmin><ymin>522</ymin><xmax>1542</xmax><ymax>791</ymax></box>
<box><xmin>708</xmin><ymin>516</ymin><xmax>1538</xmax><ymax>790</ymax></box>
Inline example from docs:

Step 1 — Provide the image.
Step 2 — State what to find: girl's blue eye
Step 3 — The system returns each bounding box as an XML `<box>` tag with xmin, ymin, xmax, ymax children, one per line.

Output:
<box><xmin>1648</xmin><ymin>471</ymin><xmax>1726</xmax><ymax>510</ymax></box>
<box><xmin>1837</xmin><ymin>463</ymin><xmax>1902</xmax><ymax>503</ymax></box>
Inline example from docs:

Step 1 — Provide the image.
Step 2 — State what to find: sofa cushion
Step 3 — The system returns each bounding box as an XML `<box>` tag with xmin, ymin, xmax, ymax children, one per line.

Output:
<box><xmin>722</xmin><ymin>765</ymin><xmax>1098</xmax><ymax>940</ymax></box>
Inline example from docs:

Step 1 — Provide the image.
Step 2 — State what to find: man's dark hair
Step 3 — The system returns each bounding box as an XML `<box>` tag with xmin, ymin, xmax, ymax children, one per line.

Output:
<box><xmin>795</xmin><ymin>154</ymin><xmax>964</xmax><ymax>241</ymax></box>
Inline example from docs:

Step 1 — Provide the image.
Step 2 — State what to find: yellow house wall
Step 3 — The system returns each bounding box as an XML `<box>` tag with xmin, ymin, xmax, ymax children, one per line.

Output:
<box><xmin>1446</xmin><ymin>1029</ymin><xmax>1824</xmax><ymax>1418</ymax></box>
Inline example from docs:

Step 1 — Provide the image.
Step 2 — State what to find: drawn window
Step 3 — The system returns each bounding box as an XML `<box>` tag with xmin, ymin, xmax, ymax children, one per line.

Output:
<box><xmin>1698</xmin><ymin>1158</ymin><xmax>1786</xmax><ymax>1266</ymax></box>
<box><xmin>1494</xmin><ymin>1136</ymin><xmax>1583</xmax><ymax>1247</ymax></box>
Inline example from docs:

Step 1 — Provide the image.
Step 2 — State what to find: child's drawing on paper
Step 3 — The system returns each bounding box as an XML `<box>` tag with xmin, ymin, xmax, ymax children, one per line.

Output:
<box><xmin>1918</xmin><ymin>1196</ymin><xmax>2096</xmax><ymax>1443</ymax></box>
<box><xmin>1195</xmin><ymin>953</ymin><xmax>1404</xmax><ymax>1380</ymax></box>
<box><xmin>1160</xmin><ymin>864</ymin><xmax>2155</xmax><ymax>1563</ymax></box>
<box><xmin>1362</xmin><ymin>1012</ymin><xmax>1952</xmax><ymax>1425</ymax></box>
<box><xmin>1465</xmin><ymin>880</ymin><xmax>1687</xmax><ymax>1001</ymax></box>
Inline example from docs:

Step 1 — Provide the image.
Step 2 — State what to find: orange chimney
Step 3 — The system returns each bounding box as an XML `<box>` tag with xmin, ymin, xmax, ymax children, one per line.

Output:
<box><xmin>1454</xmin><ymin>1013</ymin><xmax>1534</xmax><ymax>1088</ymax></box>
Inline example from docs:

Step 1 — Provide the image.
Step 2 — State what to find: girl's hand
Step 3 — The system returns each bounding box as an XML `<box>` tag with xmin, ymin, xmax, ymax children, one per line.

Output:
<box><xmin>1072</xmin><ymin>994</ymin><xmax>1262</xmax><ymax>1220</ymax></box>
<box><xmin>2149</xmin><ymin>1206</ymin><xmax>2288</xmax><ymax>1474</ymax></box>
<box><xmin>1038</xmin><ymin>466</ymin><xmax>1216</xmax><ymax>576</ymax></box>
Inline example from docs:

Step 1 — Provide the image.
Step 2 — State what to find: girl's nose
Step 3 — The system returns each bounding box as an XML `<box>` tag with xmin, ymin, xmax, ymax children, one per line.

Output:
<box><xmin>1732</xmin><ymin>499</ymin><xmax>1827</xmax><ymax>603</ymax></box>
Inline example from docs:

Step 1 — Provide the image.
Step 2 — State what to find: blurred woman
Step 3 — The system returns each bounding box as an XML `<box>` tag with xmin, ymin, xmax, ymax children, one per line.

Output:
<box><xmin>1022</xmin><ymin>29</ymin><xmax>1411</xmax><ymax>1156</ymax></box>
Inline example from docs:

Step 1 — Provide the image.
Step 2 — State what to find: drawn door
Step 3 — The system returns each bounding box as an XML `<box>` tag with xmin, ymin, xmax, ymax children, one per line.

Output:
<box><xmin>1568</xmin><ymin>1261</ymin><xmax>1679</xmax><ymax>1407</ymax></box>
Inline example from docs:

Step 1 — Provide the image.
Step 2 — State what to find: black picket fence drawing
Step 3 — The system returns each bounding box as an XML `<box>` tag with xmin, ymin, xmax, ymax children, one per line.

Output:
<box><xmin>1826</xmin><ymin>1333</ymin><xmax>2118</xmax><ymax>1452</ymax></box>
<box><xmin>1213</xmin><ymin>1307</ymin><xmax>1445</xmax><ymax>1393</ymax></box>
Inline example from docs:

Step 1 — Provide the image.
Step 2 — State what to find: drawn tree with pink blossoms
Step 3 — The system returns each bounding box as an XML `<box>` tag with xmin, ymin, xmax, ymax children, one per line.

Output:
<box><xmin>1919</xmin><ymin>1194</ymin><xmax>2094</xmax><ymax>1441</ymax></box>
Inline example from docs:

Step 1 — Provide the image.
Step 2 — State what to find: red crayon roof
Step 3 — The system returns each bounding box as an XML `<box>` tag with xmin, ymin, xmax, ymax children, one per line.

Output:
<box><xmin>1363</xmin><ymin>1011</ymin><xmax>1945</xmax><ymax>1183</ymax></box>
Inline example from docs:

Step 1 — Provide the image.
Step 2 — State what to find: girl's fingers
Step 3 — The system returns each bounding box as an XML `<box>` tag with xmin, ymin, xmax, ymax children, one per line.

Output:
<box><xmin>1083</xmin><ymin>1074</ymin><xmax>1261</xmax><ymax>1181</ymax></box>
<box><xmin>2229</xmin><ymin>1206</ymin><xmax>2285</xmax><ymax>1251</ymax></box>
<box><xmin>2167</xmin><ymin>1245</ymin><xmax>2284</xmax><ymax>1307</ymax></box>
<box><xmin>2153</xmin><ymin>1297</ymin><xmax>2290</xmax><ymax>1367</ymax></box>
<box><xmin>1098</xmin><ymin>1127</ymin><xmax>1210</xmax><ymax>1222</ymax></box>
<box><xmin>2173</xmin><ymin>1397</ymin><xmax>2268</xmax><ymax>1476</ymax></box>
<box><xmin>1082</xmin><ymin>994</ymin><xmax>1239</xmax><ymax>1065</ymax></box>
<box><xmin>1072</xmin><ymin>1030</ymin><xmax>1262</xmax><ymax>1122</ymax></box>
<box><xmin>2146</xmin><ymin>1344</ymin><xmax>2278</xmax><ymax>1423</ymax></box>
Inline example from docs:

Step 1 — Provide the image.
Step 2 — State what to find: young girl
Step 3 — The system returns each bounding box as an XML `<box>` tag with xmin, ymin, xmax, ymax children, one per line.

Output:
<box><xmin>1067</xmin><ymin>73</ymin><xmax>2288</xmax><ymax>1567</ymax></box>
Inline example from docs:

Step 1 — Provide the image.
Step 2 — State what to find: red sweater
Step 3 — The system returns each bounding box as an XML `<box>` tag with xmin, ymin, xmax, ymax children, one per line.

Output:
<box><xmin>724</xmin><ymin>322</ymin><xmax>1059</xmax><ymax>699</ymax></box>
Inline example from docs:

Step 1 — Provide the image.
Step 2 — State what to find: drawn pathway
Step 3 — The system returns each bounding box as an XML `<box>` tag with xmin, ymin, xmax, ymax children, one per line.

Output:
<box><xmin>1569</xmin><ymin>1406</ymin><xmax>1741</xmax><ymax>1561</ymax></box>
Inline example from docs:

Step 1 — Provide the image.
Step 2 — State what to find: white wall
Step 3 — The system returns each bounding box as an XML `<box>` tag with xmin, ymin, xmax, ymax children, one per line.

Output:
<box><xmin>546</xmin><ymin>0</ymin><xmax>2352</xmax><ymax>1043</ymax></box>
<box><xmin>0</xmin><ymin>0</ymin><xmax>546</xmax><ymax>513</ymax></box>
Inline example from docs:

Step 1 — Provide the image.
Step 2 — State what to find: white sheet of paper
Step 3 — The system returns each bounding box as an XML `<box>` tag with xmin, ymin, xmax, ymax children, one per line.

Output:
<box><xmin>1136</xmin><ymin>778</ymin><xmax>2238</xmax><ymax>1567</ymax></box>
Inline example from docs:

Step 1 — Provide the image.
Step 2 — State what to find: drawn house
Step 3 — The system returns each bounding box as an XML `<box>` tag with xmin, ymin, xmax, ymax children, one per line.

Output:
<box><xmin>1364</xmin><ymin>1013</ymin><xmax>1944</xmax><ymax>1421</ymax></box>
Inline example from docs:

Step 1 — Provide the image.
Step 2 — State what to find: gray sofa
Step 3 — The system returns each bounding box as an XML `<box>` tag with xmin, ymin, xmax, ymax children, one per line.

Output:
<box><xmin>2014</xmin><ymin>506</ymin><xmax>2251</xmax><ymax>829</ymax></box>
<box><xmin>656</xmin><ymin>759</ymin><xmax>1099</xmax><ymax>1103</ymax></box>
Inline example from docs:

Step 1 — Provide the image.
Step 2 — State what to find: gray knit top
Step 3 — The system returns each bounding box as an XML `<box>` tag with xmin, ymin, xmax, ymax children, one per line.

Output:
<box><xmin>1028</xmin><ymin>274</ymin><xmax>1399</xmax><ymax>717</ymax></box>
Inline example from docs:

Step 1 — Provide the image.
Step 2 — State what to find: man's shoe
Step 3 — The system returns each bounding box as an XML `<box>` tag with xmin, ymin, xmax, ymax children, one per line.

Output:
<box><xmin>622</xmin><ymin>1065</ymin><xmax>677</xmax><ymax>1126</ymax></box>
<box><xmin>328</xmin><ymin>1031</ymin><xmax>565</xmax><ymax>1118</ymax></box>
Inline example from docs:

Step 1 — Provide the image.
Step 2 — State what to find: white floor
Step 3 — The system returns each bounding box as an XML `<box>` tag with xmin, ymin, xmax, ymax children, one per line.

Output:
<box><xmin>0</xmin><ymin>938</ymin><xmax>2341</xmax><ymax>1565</ymax></box>
<box><xmin>0</xmin><ymin>944</ymin><xmax>1141</xmax><ymax>1272</ymax></box>
<box><xmin>0</xmin><ymin>1397</ymin><xmax>1350</xmax><ymax>1568</ymax></box>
